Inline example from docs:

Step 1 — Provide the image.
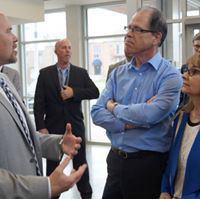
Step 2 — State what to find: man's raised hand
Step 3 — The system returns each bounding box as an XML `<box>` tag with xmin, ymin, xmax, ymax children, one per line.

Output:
<box><xmin>61</xmin><ymin>123</ymin><xmax>82</xmax><ymax>157</ymax></box>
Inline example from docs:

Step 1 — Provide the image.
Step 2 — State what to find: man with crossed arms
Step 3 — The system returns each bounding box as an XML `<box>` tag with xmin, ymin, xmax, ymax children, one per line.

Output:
<box><xmin>92</xmin><ymin>7</ymin><xmax>182</xmax><ymax>199</ymax></box>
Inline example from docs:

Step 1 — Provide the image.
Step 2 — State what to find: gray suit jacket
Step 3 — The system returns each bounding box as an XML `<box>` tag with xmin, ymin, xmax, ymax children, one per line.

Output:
<box><xmin>1</xmin><ymin>66</ymin><xmax>23</xmax><ymax>98</ymax></box>
<box><xmin>0</xmin><ymin>73</ymin><xmax>63</xmax><ymax>199</ymax></box>
<box><xmin>106</xmin><ymin>59</ymin><xmax>127</xmax><ymax>81</ymax></box>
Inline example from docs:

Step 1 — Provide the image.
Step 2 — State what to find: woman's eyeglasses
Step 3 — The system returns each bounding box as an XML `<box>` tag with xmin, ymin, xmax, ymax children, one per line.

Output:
<box><xmin>183</xmin><ymin>67</ymin><xmax>200</xmax><ymax>76</ymax></box>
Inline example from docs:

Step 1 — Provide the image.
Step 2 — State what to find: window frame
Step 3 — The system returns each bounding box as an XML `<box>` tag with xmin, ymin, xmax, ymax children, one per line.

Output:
<box><xmin>82</xmin><ymin>2</ymin><xmax>127</xmax><ymax>144</ymax></box>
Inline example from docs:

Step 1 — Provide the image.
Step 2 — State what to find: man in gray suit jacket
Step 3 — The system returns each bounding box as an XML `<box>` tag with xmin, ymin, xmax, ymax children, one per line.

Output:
<box><xmin>0</xmin><ymin>65</ymin><xmax>23</xmax><ymax>98</ymax></box>
<box><xmin>0</xmin><ymin>12</ymin><xmax>86</xmax><ymax>199</ymax></box>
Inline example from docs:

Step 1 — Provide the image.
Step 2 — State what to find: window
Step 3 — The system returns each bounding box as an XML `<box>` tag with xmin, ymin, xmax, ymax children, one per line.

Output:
<box><xmin>84</xmin><ymin>3</ymin><xmax>127</xmax><ymax>143</ymax></box>
<box><xmin>24</xmin><ymin>12</ymin><xmax>66</xmax><ymax>41</ymax></box>
<box><xmin>163</xmin><ymin>0</ymin><xmax>182</xmax><ymax>19</ymax></box>
<box><xmin>142</xmin><ymin>0</ymin><xmax>182</xmax><ymax>19</ymax></box>
<box><xmin>23</xmin><ymin>42</ymin><xmax>56</xmax><ymax>97</ymax></box>
<box><xmin>87</xmin><ymin>6</ymin><xmax>126</xmax><ymax>37</ymax></box>
<box><xmin>142</xmin><ymin>0</ymin><xmax>162</xmax><ymax>9</ymax></box>
<box><xmin>88</xmin><ymin>37</ymin><xmax>124</xmax><ymax>76</ymax></box>
<box><xmin>20</xmin><ymin>11</ymin><xmax>66</xmax><ymax>112</ymax></box>
<box><xmin>187</xmin><ymin>0</ymin><xmax>200</xmax><ymax>16</ymax></box>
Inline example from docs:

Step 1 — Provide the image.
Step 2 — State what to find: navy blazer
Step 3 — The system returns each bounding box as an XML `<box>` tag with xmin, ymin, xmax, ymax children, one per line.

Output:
<box><xmin>161</xmin><ymin>112</ymin><xmax>200</xmax><ymax>198</ymax></box>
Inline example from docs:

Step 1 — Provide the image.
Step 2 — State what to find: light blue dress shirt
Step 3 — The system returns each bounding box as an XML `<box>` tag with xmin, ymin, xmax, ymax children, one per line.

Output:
<box><xmin>91</xmin><ymin>52</ymin><xmax>183</xmax><ymax>153</ymax></box>
<box><xmin>57</xmin><ymin>65</ymin><xmax>69</xmax><ymax>88</ymax></box>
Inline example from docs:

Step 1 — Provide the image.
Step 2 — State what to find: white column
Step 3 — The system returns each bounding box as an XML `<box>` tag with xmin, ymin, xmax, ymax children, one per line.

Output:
<box><xmin>66</xmin><ymin>5</ymin><xmax>83</xmax><ymax>67</ymax></box>
<box><xmin>126</xmin><ymin>0</ymin><xmax>141</xmax><ymax>22</ymax></box>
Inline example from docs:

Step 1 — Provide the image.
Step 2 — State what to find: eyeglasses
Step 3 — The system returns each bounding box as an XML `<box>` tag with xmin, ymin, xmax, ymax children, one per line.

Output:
<box><xmin>124</xmin><ymin>25</ymin><xmax>156</xmax><ymax>33</ymax></box>
<box><xmin>194</xmin><ymin>44</ymin><xmax>200</xmax><ymax>49</ymax></box>
<box><xmin>181</xmin><ymin>65</ymin><xmax>188</xmax><ymax>74</ymax></box>
<box><xmin>184</xmin><ymin>67</ymin><xmax>200</xmax><ymax>76</ymax></box>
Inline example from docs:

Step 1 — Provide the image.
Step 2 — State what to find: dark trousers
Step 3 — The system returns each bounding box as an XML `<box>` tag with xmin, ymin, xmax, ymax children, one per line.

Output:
<box><xmin>47</xmin><ymin>139</ymin><xmax>92</xmax><ymax>199</ymax></box>
<box><xmin>102</xmin><ymin>148</ymin><xmax>168</xmax><ymax>199</ymax></box>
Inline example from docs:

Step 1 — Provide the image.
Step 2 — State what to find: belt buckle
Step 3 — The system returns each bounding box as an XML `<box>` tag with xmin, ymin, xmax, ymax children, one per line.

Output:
<box><xmin>119</xmin><ymin>150</ymin><xmax>128</xmax><ymax>159</ymax></box>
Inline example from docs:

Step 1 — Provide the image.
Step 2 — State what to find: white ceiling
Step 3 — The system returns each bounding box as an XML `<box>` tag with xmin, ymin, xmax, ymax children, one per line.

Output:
<box><xmin>44</xmin><ymin>0</ymin><xmax>124</xmax><ymax>10</ymax></box>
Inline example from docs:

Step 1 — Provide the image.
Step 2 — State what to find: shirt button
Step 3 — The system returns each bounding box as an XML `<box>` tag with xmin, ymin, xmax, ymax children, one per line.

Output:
<box><xmin>121</xmin><ymin>132</ymin><xmax>124</xmax><ymax>135</ymax></box>
<box><xmin>139</xmin><ymin>73</ymin><xmax>142</xmax><ymax>76</ymax></box>
<box><xmin>135</xmin><ymin>87</ymin><xmax>137</xmax><ymax>90</ymax></box>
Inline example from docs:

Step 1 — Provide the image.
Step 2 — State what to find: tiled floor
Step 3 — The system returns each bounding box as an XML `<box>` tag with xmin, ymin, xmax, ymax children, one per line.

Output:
<box><xmin>46</xmin><ymin>144</ymin><xmax>110</xmax><ymax>199</ymax></box>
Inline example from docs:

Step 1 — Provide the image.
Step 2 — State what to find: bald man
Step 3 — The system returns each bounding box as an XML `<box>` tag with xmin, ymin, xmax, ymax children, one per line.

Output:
<box><xmin>34</xmin><ymin>38</ymin><xmax>99</xmax><ymax>199</ymax></box>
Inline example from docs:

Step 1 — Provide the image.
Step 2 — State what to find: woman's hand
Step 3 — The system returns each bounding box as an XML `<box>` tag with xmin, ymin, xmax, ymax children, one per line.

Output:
<box><xmin>159</xmin><ymin>192</ymin><xmax>172</xmax><ymax>199</ymax></box>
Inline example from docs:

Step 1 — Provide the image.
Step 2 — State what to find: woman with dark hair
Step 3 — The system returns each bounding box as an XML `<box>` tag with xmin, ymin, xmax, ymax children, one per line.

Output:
<box><xmin>159</xmin><ymin>54</ymin><xmax>200</xmax><ymax>199</ymax></box>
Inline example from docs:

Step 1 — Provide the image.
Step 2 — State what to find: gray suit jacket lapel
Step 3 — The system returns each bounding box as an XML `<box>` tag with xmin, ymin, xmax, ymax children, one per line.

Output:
<box><xmin>0</xmin><ymin>73</ymin><xmax>43</xmax><ymax>171</ymax></box>
<box><xmin>0</xmin><ymin>75</ymin><xmax>35</xmax><ymax>149</ymax></box>
<box><xmin>6</xmin><ymin>76</ymin><xmax>43</xmax><ymax>171</ymax></box>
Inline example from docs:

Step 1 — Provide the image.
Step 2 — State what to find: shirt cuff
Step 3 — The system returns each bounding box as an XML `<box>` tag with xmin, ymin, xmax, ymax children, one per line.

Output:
<box><xmin>47</xmin><ymin>177</ymin><xmax>51</xmax><ymax>198</ymax></box>
<box><xmin>59</xmin><ymin>137</ymin><xmax>64</xmax><ymax>159</ymax></box>
<box><xmin>113</xmin><ymin>103</ymin><xmax>121</xmax><ymax>117</ymax></box>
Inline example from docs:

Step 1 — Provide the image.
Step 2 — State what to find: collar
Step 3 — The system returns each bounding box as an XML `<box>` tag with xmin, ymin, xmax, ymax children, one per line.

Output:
<box><xmin>130</xmin><ymin>52</ymin><xmax>162</xmax><ymax>71</ymax></box>
<box><xmin>56</xmin><ymin>63</ymin><xmax>70</xmax><ymax>71</ymax></box>
<box><xmin>147</xmin><ymin>52</ymin><xmax>162</xmax><ymax>71</ymax></box>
